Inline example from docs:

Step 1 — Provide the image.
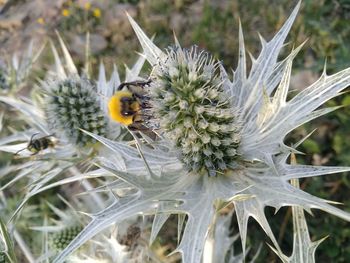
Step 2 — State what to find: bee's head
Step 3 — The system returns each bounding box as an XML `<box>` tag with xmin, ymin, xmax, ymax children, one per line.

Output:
<box><xmin>27</xmin><ymin>144</ymin><xmax>38</xmax><ymax>153</ymax></box>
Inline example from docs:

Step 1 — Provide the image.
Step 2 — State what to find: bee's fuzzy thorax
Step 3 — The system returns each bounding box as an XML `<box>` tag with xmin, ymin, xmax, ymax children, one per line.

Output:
<box><xmin>108</xmin><ymin>90</ymin><xmax>140</xmax><ymax>126</ymax></box>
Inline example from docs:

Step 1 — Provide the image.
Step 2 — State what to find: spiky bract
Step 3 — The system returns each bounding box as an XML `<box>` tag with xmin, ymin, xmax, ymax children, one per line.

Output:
<box><xmin>53</xmin><ymin>3</ymin><xmax>350</xmax><ymax>263</ymax></box>
<box><xmin>45</xmin><ymin>78</ymin><xmax>108</xmax><ymax>147</ymax></box>
<box><xmin>150</xmin><ymin>46</ymin><xmax>240</xmax><ymax>176</ymax></box>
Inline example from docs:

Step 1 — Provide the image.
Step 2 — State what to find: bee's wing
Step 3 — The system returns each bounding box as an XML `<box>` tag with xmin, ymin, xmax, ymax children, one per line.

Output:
<box><xmin>128</xmin><ymin>123</ymin><xmax>158</xmax><ymax>141</ymax></box>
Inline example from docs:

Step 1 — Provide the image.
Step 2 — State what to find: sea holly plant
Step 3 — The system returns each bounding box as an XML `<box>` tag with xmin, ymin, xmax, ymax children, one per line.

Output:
<box><xmin>0</xmin><ymin>41</ymin><xmax>44</xmax><ymax>94</ymax></box>
<box><xmin>0</xmin><ymin>35</ymin><xmax>146</xmax><ymax>223</ymax></box>
<box><xmin>55</xmin><ymin>2</ymin><xmax>350</xmax><ymax>262</ymax></box>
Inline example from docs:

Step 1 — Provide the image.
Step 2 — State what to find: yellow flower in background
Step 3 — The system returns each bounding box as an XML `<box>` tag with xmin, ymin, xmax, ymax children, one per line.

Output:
<box><xmin>37</xmin><ymin>17</ymin><xmax>45</xmax><ymax>25</ymax></box>
<box><xmin>62</xmin><ymin>9</ymin><xmax>70</xmax><ymax>17</ymax></box>
<box><xmin>93</xmin><ymin>8</ymin><xmax>101</xmax><ymax>18</ymax></box>
<box><xmin>84</xmin><ymin>2</ymin><xmax>91</xmax><ymax>10</ymax></box>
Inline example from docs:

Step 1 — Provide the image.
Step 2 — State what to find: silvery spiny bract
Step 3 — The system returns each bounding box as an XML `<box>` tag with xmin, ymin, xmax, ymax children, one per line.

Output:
<box><xmin>0</xmin><ymin>37</ymin><xmax>146</xmax><ymax>226</ymax></box>
<box><xmin>0</xmin><ymin>41</ymin><xmax>43</xmax><ymax>93</ymax></box>
<box><xmin>0</xmin><ymin>35</ymin><xmax>145</xmax><ymax>157</ymax></box>
<box><xmin>55</xmin><ymin>2</ymin><xmax>350</xmax><ymax>263</ymax></box>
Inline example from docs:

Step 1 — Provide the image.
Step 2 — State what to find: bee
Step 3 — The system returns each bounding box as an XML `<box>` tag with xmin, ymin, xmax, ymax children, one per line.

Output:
<box><xmin>15</xmin><ymin>133</ymin><xmax>57</xmax><ymax>156</ymax></box>
<box><xmin>108</xmin><ymin>79</ymin><xmax>153</xmax><ymax>131</ymax></box>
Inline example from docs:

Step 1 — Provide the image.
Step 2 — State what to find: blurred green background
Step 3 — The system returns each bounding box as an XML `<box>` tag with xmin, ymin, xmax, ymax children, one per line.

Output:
<box><xmin>1</xmin><ymin>0</ymin><xmax>350</xmax><ymax>262</ymax></box>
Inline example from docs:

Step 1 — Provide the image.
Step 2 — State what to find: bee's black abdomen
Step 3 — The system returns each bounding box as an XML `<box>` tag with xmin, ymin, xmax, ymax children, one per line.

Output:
<box><xmin>41</xmin><ymin>139</ymin><xmax>50</xmax><ymax>150</ymax></box>
<box><xmin>32</xmin><ymin>140</ymin><xmax>42</xmax><ymax>150</ymax></box>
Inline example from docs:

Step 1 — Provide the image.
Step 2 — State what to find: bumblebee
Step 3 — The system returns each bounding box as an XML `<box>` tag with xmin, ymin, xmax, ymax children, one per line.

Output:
<box><xmin>15</xmin><ymin>133</ymin><xmax>57</xmax><ymax>156</ymax></box>
<box><xmin>108</xmin><ymin>79</ymin><xmax>152</xmax><ymax>128</ymax></box>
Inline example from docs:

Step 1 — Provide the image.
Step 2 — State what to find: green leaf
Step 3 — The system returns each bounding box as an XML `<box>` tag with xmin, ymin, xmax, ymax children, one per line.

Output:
<box><xmin>303</xmin><ymin>139</ymin><xmax>320</xmax><ymax>153</ymax></box>
<box><xmin>0</xmin><ymin>217</ymin><xmax>17</xmax><ymax>263</ymax></box>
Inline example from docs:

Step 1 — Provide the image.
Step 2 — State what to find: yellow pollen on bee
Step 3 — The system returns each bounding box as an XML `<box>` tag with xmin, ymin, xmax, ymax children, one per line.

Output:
<box><xmin>108</xmin><ymin>91</ymin><xmax>140</xmax><ymax>126</ymax></box>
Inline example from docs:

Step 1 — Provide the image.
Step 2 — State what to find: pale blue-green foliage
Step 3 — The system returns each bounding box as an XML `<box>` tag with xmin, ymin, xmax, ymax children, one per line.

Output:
<box><xmin>0</xmin><ymin>217</ymin><xmax>16</xmax><ymax>263</ymax></box>
<box><xmin>0</xmin><ymin>41</ymin><xmax>43</xmax><ymax>93</ymax></box>
<box><xmin>0</xmin><ymin>34</ymin><xmax>147</xmax><ymax>248</ymax></box>
<box><xmin>269</xmin><ymin>178</ymin><xmax>327</xmax><ymax>262</ymax></box>
<box><xmin>54</xmin><ymin>1</ymin><xmax>350</xmax><ymax>263</ymax></box>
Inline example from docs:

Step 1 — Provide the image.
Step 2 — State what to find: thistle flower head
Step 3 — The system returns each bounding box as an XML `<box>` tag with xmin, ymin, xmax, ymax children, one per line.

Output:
<box><xmin>51</xmin><ymin>225</ymin><xmax>84</xmax><ymax>251</ymax></box>
<box><xmin>149</xmin><ymin>46</ymin><xmax>240</xmax><ymax>176</ymax></box>
<box><xmin>44</xmin><ymin>77</ymin><xmax>108</xmax><ymax>147</ymax></box>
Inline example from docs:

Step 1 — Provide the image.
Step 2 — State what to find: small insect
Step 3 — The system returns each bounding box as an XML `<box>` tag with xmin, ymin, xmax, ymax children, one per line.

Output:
<box><xmin>108</xmin><ymin>79</ymin><xmax>152</xmax><ymax>129</ymax></box>
<box><xmin>15</xmin><ymin>133</ymin><xmax>57</xmax><ymax>156</ymax></box>
<box><xmin>119</xmin><ymin>225</ymin><xmax>141</xmax><ymax>249</ymax></box>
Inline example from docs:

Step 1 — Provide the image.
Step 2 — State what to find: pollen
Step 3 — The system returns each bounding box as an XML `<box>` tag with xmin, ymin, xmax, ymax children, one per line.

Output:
<box><xmin>108</xmin><ymin>91</ymin><xmax>140</xmax><ymax>126</ymax></box>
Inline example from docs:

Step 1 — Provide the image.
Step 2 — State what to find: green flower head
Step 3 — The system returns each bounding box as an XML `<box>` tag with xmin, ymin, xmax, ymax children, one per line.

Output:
<box><xmin>45</xmin><ymin>77</ymin><xmax>108</xmax><ymax>147</ymax></box>
<box><xmin>149</xmin><ymin>46</ymin><xmax>240</xmax><ymax>176</ymax></box>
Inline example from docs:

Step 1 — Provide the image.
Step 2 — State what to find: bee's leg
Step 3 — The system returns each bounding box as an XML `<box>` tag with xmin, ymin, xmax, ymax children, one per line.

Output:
<box><xmin>133</xmin><ymin>93</ymin><xmax>151</xmax><ymax>101</ymax></box>
<box><xmin>117</xmin><ymin>79</ymin><xmax>152</xmax><ymax>91</ymax></box>
<box><xmin>128</xmin><ymin>79</ymin><xmax>152</xmax><ymax>88</ymax></box>
<box><xmin>128</xmin><ymin>125</ymin><xmax>139</xmax><ymax>131</ymax></box>
<box><xmin>137</xmin><ymin>79</ymin><xmax>152</xmax><ymax>87</ymax></box>
<box><xmin>128</xmin><ymin>122</ymin><xmax>158</xmax><ymax>140</ymax></box>
<box><xmin>14</xmin><ymin>147</ymin><xmax>28</xmax><ymax>155</ymax></box>
<box><xmin>29</xmin><ymin>133</ymin><xmax>40</xmax><ymax>143</ymax></box>
<box><xmin>117</xmin><ymin>82</ymin><xmax>128</xmax><ymax>91</ymax></box>
<box><xmin>136</xmin><ymin>100</ymin><xmax>151</xmax><ymax>108</ymax></box>
<box><xmin>128</xmin><ymin>122</ymin><xmax>148</xmax><ymax>132</ymax></box>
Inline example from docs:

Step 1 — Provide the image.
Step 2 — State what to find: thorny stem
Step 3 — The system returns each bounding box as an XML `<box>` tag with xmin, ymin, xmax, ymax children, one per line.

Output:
<box><xmin>277</xmin><ymin>178</ymin><xmax>309</xmax><ymax>244</ymax></box>
<box><xmin>202</xmin><ymin>212</ymin><xmax>217</xmax><ymax>263</ymax></box>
